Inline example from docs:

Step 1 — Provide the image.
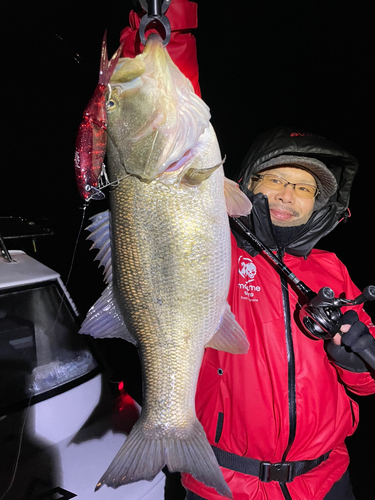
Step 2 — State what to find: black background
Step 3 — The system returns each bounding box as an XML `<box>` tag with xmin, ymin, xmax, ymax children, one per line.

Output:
<box><xmin>2</xmin><ymin>1</ymin><xmax>375</xmax><ymax>498</ymax></box>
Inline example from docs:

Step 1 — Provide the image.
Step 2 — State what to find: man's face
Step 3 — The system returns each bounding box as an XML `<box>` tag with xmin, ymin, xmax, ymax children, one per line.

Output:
<box><xmin>249</xmin><ymin>166</ymin><xmax>317</xmax><ymax>227</ymax></box>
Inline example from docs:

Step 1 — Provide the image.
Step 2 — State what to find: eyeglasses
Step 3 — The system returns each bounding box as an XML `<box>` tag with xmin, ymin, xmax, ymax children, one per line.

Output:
<box><xmin>252</xmin><ymin>173</ymin><xmax>320</xmax><ymax>199</ymax></box>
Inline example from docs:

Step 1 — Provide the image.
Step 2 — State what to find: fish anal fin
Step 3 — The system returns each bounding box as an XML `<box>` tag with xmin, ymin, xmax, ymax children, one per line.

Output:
<box><xmin>96</xmin><ymin>419</ymin><xmax>232</xmax><ymax>499</ymax></box>
<box><xmin>224</xmin><ymin>177</ymin><xmax>252</xmax><ymax>216</ymax></box>
<box><xmin>205</xmin><ymin>303</ymin><xmax>249</xmax><ymax>354</ymax></box>
<box><xmin>79</xmin><ymin>284</ymin><xmax>137</xmax><ymax>346</ymax></box>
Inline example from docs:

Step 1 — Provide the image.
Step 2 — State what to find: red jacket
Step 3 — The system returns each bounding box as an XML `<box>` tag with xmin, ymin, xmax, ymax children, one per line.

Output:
<box><xmin>183</xmin><ymin>233</ymin><xmax>375</xmax><ymax>500</ymax></box>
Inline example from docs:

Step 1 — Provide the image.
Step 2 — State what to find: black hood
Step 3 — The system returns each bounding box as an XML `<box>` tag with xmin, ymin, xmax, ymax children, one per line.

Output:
<box><xmin>233</xmin><ymin>127</ymin><xmax>359</xmax><ymax>258</ymax></box>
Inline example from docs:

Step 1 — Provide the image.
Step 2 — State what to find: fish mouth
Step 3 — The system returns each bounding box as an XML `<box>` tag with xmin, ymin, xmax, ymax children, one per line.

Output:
<box><xmin>106</xmin><ymin>32</ymin><xmax>211</xmax><ymax>184</ymax></box>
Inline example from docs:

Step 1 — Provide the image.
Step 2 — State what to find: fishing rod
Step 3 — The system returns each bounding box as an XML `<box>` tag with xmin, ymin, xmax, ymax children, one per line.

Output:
<box><xmin>231</xmin><ymin>217</ymin><xmax>375</xmax><ymax>370</ymax></box>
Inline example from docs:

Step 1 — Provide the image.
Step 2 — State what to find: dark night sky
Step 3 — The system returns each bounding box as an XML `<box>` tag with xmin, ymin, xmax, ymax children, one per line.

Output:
<box><xmin>2</xmin><ymin>1</ymin><xmax>374</xmax><ymax>285</ymax></box>
<box><xmin>2</xmin><ymin>1</ymin><xmax>375</xmax><ymax>497</ymax></box>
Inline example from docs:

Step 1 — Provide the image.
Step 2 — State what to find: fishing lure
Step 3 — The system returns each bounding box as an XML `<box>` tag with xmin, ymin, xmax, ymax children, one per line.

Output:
<box><xmin>74</xmin><ymin>32</ymin><xmax>122</xmax><ymax>202</ymax></box>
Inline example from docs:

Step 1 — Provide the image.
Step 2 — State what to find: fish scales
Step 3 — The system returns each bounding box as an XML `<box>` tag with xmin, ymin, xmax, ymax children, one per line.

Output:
<box><xmin>80</xmin><ymin>33</ymin><xmax>251</xmax><ymax>499</ymax></box>
<box><xmin>110</xmin><ymin>170</ymin><xmax>230</xmax><ymax>431</ymax></box>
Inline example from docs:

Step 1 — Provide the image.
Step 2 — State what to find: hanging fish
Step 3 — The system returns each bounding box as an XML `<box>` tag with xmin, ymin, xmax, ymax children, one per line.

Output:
<box><xmin>80</xmin><ymin>34</ymin><xmax>252</xmax><ymax>499</ymax></box>
<box><xmin>74</xmin><ymin>32</ymin><xmax>122</xmax><ymax>201</ymax></box>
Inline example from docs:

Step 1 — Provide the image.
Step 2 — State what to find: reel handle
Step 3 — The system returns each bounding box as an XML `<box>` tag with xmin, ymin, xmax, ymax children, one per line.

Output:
<box><xmin>308</xmin><ymin>287</ymin><xmax>336</xmax><ymax>307</ymax></box>
<box><xmin>352</xmin><ymin>285</ymin><xmax>375</xmax><ymax>305</ymax></box>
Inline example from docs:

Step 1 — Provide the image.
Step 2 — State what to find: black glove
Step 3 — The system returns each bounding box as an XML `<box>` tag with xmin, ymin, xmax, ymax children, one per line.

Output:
<box><xmin>325</xmin><ymin>310</ymin><xmax>375</xmax><ymax>372</ymax></box>
<box><xmin>339</xmin><ymin>310</ymin><xmax>375</xmax><ymax>352</ymax></box>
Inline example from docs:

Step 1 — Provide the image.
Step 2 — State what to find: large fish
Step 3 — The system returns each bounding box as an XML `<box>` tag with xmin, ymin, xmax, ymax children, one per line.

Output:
<box><xmin>80</xmin><ymin>34</ymin><xmax>251</xmax><ymax>499</ymax></box>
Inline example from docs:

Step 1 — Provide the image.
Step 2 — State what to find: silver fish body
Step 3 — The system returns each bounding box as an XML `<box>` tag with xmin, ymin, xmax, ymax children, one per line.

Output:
<box><xmin>81</xmin><ymin>34</ymin><xmax>250</xmax><ymax>498</ymax></box>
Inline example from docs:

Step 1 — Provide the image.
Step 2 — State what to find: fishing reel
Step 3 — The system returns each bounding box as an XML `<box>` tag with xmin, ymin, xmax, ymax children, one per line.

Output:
<box><xmin>301</xmin><ymin>285</ymin><xmax>375</xmax><ymax>340</ymax></box>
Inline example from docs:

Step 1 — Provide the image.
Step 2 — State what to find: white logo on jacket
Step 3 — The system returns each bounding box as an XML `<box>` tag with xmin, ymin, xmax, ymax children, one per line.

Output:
<box><xmin>238</xmin><ymin>256</ymin><xmax>261</xmax><ymax>301</ymax></box>
<box><xmin>238</xmin><ymin>256</ymin><xmax>257</xmax><ymax>282</ymax></box>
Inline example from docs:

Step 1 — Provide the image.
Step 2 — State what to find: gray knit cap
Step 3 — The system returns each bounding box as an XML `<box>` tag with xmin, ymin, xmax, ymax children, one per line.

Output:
<box><xmin>254</xmin><ymin>155</ymin><xmax>338</xmax><ymax>209</ymax></box>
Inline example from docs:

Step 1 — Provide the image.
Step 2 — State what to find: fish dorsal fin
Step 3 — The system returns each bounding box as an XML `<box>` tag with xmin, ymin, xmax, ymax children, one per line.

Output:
<box><xmin>80</xmin><ymin>284</ymin><xmax>137</xmax><ymax>345</ymax></box>
<box><xmin>86</xmin><ymin>210</ymin><xmax>112</xmax><ymax>284</ymax></box>
<box><xmin>205</xmin><ymin>303</ymin><xmax>249</xmax><ymax>354</ymax></box>
<box><xmin>182</xmin><ymin>161</ymin><xmax>223</xmax><ymax>187</ymax></box>
<box><xmin>224</xmin><ymin>177</ymin><xmax>252</xmax><ymax>217</ymax></box>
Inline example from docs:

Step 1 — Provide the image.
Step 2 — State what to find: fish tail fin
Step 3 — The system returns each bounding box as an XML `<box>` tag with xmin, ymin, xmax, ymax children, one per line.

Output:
<box><xmin>96</xmin><ymin>420</ymin><xmax>232</xmax><ymax>499</ymax></box>
<box><xmin>166</xmin><ymin>421</ymin><xmax>232</xmax><ymax>499</ymax></box>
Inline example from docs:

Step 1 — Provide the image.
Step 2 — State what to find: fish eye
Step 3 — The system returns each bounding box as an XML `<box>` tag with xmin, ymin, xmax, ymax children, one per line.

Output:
<box><xmin>105</xmin><ymin>86</ymin><xmax>120</xmax><ymax>112</ymax></box>
<box><xmin>106</xmin><ymin>99</ymin><xmax>117</xmax><ymax>111</ymax></box>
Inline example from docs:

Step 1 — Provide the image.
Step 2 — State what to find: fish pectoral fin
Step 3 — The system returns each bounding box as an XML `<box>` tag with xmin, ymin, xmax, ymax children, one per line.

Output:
<box><xmin>224</xmin><ymin>177</ymin><xmax>253</xmax><ymax>216</ymax></box>
<box><xmin>79</xmin><ymin>284</ymin><xmax>137</xmax><ymax>345</ymax></box>
<box><xmin>96</xmin><ymin>419</ymin><xmax>232</xmax><ymax>499</ymax></box>
<box><xmin>181</xmin><ymin>161</ymin><xmax>223</xmax><ymax>186</ymax></box>
<box><xmin>205</xmin><ymin>303</ymin><xmax>249</xmax><ymax>354</ymax></box>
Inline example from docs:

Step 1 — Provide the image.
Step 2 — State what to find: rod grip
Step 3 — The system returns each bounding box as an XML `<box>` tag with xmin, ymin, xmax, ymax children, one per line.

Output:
<box><xmin>357</xmin><ymin>348</ymin><xmax>375</xmax><ymax>371</ymax></box>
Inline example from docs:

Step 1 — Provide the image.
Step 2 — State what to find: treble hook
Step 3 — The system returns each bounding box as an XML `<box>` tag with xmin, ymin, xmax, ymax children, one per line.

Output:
<box><xmin>138</xmin><ymin>0</ymin><xmax>172</xmax><ymax>46</ymax></box>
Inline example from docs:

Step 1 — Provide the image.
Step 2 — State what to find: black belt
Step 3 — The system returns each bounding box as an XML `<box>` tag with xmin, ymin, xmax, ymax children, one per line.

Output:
<box><xmin>212</xmin><ymin>446</ymin><xmax>331</xmax><ymax>483</ymax></box>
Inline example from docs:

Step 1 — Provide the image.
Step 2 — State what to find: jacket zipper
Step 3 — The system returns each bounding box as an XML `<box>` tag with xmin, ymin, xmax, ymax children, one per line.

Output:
<box><xmin>278</xmin><ymin>249</ymin><xmax>296</xmax><ymax>499</ymax></box>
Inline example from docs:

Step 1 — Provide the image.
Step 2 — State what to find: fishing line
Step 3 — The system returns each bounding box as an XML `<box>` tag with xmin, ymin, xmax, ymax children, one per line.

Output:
<box><xmin>0</xmin><ymin>198</ymin><xmax>89</xmax><ymax>498</ymax></box>
<box><xmin>8</xmin><ymin>204</ymin><xmax>90</xmax><ymax>493</ymax></box>
<box><xmin>0</xmin><ymin>397</ymin><xmax>32</xmax><ymax>500</ymax></box>
<box><xmin>87</xmin><ymin>164</ymin><xmax>130</xmax><ymax>196</ymax></box>
<box><xmin>65</xmin><ymin>203</ymin><xmax>88</xmax><ymax>289</ymax></box>
<box><xmin>105</xmin><ymin>174</ymin><xmax>131</xmax><ymax>191</ymax></box>
<box><xmin>54</xmin><ymin>34</ymin><xmax>83</xmax><ymax>66</ymax></box>
<box><xmin>6</xmin><ymin>204</ymin><xmax>92</xmax><ymax>494</ymax></box>
<box><xmin>30</xmin><ymin>0</ymin><xmax>85</xmax><ymax>68</ymax></box>
<box><xmin>50</xmin><ymin>203</ymin><xmax>89</xmax><ymax>336</ymax></box>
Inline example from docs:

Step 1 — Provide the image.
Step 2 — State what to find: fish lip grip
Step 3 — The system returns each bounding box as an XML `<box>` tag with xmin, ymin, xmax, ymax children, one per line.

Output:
<box><xmin>301</xmin><ymin>285</ymin><xmax>375</xmax><ymax>341</ymax></box>
<box><xmin>139</xmin><ymin>0</ymin><xmax>172</xmax><ymax>46</ymax></box>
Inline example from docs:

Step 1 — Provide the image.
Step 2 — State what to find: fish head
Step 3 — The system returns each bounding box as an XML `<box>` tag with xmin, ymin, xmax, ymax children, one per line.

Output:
<box><xmin>107</xmin><ymin>34</ymin><xmax>211</xmax><ymax>182</ymax></box>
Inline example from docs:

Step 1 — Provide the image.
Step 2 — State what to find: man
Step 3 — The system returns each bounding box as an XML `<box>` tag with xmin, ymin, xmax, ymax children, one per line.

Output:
<box><xmin>119</xmin><ymin>5</ymin><xmax>375</xmax><ymax>498</ymax></box>
<box><xmin>182</xmin><ymin>127</ymin><xmax>375</xmax><ymax>500</ymax></box>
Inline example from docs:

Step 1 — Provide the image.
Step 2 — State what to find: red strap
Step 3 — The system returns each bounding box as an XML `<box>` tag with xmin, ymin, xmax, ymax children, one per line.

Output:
<box><xmin>119</xmin><ymin>0</ymin><xmax>200</xmax><ymax>96</ymax></box>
